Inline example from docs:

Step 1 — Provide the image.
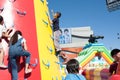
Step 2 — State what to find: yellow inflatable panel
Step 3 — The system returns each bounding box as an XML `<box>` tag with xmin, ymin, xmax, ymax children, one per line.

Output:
<box><xmin>34</xmin><ymin>0</ymin><xmax>62</xmax><ymax>80</ymax></box>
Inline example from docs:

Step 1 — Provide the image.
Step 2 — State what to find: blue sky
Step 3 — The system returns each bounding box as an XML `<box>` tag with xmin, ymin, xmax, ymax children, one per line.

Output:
<box><xmin>47</xmin><ymin>0</ymin><xmax>120</xmax><ymax>50</ymax></box>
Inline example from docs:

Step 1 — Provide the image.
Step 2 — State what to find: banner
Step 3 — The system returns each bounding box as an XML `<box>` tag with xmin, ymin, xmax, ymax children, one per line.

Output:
<box><xmin>59</xmin><ymin>28</ymin><xmax>72</xmax><ymax>44</ymax></box>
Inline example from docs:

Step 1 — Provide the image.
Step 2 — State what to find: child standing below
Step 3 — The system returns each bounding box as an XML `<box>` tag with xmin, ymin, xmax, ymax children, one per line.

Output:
<box><xmin>9</xmin><ymin>30</ymin><xmax>32</xmax><ymax>80</ymax></box>
<box><xmin>109</xmin><ymin>49</ymin><xmax>120</xmax><ymax>76</ymax></box>
<box><xmin>65</xmin><ymin>59</ymin><xmax>86</xmax><ymax>80</ymax></box>
<box><xmin>51</xmin><ymin>11</ymin><xmax>62</xmax><ymax>55</ymax></box>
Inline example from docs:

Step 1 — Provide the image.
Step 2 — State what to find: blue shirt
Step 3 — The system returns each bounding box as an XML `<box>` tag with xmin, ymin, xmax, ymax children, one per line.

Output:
<box><xmin>52</xmin><ymin>18</ymin><xmax>59</xmax><ymax>31</ymax></box>
<box><xmin>65</xmin><ymin>74</ymin><xmax>86</xmax><ymax>80</ymax></box>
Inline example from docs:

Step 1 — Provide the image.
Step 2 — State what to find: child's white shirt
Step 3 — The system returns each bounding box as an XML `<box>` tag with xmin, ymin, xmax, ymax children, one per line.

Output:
<box><xmin>18</xmin><ymin>34</ymin><xmax>26</xmax><ymax>44</ymax></box>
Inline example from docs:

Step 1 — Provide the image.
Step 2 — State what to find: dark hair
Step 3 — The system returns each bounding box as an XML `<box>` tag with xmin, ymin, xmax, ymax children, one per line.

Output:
<box><xmin>56</xmin><ymin>12</ymin><xmax>61</xmax><ymax>18</ymax></box>
<box><xmin>66</xmin><ymin>59</ymin><xmax>79</xmax><ymax>74</ymax></box>
<box><xmin>59</xmin><ymin>29</ymin><xmax>62</xmax><ymax>33</ymax></box>
<box><xmin>0</xmin><ymin>15</ymin><xmax>3</xmax><ymax>23</ymax></box>
<box><xmin>64</xmin><ymin>29</ymin><xmax>69</xmax><ymax>32</ymax></box>
<box><xmin>111</xmin><ymin>49</ymin><xmax>120</xmax><ymax>57</ymax></box>
<box><xmin>9</xmin><ymin>30</ymin><xmax>22</xmax><ymax>45</ymax></box>
<box><xmin>90</xmin><ymin>34</ymin><xmax>93</xmax><ymax>37</ymax></box>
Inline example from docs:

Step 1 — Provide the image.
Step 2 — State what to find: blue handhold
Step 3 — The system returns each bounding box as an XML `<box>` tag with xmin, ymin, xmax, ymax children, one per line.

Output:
<box><xmin>30</xmin><ymin>58</ymin><xmax>38</xmax><ymax>67</ymax></box>
<box><xmin>47</xmin><ymin>46</ymin><xmax>53</xmax><ymax>53</ymax></box>
<box><xmin>46</xmin><ymin>62</ymin><xmax>50</xmax><ymax>67</ymax></box>
<box><xmin>55</xmin><ymin>61</ymin><xmax>63</xmax><ymax>68</ymax></box>
<box><xmin>50</xmin><ymin>35</ymin><xmax>54</xmax><ymax>40</ymax></box>
<box><xmin>42</xmin><ymin>60</ymin><xmax>50</xmax><ymax>68</ymax></box>
<box><xmin>55</xmin><ymin>61</ymin><xmax>60</xmax><ymax>64</ymax></box>
<box><xmin>42</xmin><ymin>19</ymin><xmax>48</xmax><ymax>26</ymax></box>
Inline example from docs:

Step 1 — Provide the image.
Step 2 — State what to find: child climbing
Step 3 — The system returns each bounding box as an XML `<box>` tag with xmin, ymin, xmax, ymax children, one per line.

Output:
<box><xmin>8</xmin><ymin>30</ymin><xmax>32</xmax><ymax>80</ymax></box>
<box><xmin>51</xmin><ymin>10</ymin><xmax>62</xmax><ymax>55</ymax></box>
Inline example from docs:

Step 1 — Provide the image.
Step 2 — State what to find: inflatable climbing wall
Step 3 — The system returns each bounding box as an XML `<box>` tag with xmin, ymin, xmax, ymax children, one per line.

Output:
<box><xmin>0</xmin><ymin>0</ymin><xmax>62</xmax><ymax>80</ymax></box>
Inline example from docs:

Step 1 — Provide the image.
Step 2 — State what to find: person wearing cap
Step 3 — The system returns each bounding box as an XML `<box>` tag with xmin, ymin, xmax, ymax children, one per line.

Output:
<box><xmin>109</xmin><ymin>49</ymin><xmax>120</xmax><ymax>76</ymax></box>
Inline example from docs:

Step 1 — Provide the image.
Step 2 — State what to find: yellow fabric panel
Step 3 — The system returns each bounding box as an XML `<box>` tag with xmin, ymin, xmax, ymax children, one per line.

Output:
<box><xmin>34</xmin><ymin>0</ymin><xmax>62</xmax><ymax>80</ymax></box>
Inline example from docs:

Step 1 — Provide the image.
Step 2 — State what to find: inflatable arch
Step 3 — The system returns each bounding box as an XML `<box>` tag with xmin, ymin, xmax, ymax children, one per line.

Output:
<box><xmin>78</xmin><ymin>43</ymin><xmax>114</xmax><ymax>67</ymax></box>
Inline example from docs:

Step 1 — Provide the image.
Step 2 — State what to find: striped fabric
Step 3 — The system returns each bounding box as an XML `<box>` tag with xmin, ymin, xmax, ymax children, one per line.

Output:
<box><xmin>83</xmin><ymin>68</ymin><xmax>109</xmax><ymax>80</ymax></box>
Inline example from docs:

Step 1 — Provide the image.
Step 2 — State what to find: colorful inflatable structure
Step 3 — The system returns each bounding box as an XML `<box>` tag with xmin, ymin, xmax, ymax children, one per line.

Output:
<box><xmin>0</xmin><ymin>0</ymin><xmax>62</xmax><ymax>80</ymax></box>
<box><xmin>77</xmin><ymin>43</ymin><xmax>114</xmax><ymax>80</ymax></box>
<box><xmin>78</xmin><ymin>43</ymin><xmax>113</xmax><ymax>67</ymax></box>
